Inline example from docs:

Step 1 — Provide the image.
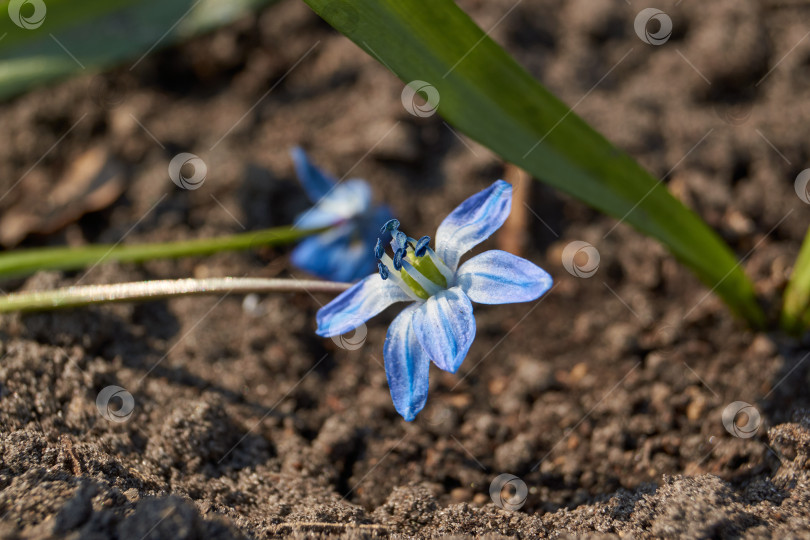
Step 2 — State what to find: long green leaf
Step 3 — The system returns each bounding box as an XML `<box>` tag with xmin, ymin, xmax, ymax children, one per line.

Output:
<box><xmin>0</xmin><ymin>225</ymin><xmax>325</xmax><ymax>280</ymax></box>
<box><xmin>302</xmin><ymin>0</ymin><xmax>764</xmax><ymax>326</ymax></box>
<box><xmin>0</xmin><ymin>0</ymin><xmax>274</xmax><ymax>100</ymax></box>
<box><xmin>781</xmin><ymin>226</ymin><xmax>810</xmax><ymax>334</ymax></box>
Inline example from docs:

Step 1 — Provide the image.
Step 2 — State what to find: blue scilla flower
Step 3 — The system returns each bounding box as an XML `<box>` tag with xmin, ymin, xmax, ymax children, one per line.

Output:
<box><xmin>316</xmin><ymin>180</ymin><xmax>553</xmax><ymax>421</ymax></box>
<box><xmin>290</xmin><ymin>147</ymin><xmax>393</xmax><ymax>282</ymax></box>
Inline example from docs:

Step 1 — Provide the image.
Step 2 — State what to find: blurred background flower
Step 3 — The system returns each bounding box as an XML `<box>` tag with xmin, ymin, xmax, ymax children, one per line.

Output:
<box><xmin>290</xmin><ymin>147</ymin><xmax>392</xmax><ymax>282</ymax></box>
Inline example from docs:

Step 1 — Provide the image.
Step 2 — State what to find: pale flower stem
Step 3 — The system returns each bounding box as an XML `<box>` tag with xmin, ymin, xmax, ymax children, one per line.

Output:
<box><xmin>0</xmin><ymin>277</ymin><xmax>352</xmax><ymax>313</ymax></box>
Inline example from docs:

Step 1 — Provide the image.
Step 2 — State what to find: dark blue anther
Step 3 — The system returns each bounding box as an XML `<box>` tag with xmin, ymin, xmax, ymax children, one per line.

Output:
<box><xmin>392</xmin><ymin>230</ymin><xmax>407</xmax><ymax>250</ymax></box>
<box><xmin>380</xmin><ymin>219</ymin><xmax>400</xmax><ymax>234</ymax></box>
<box><xmin>378</xmin><ymin>261</ymin><xmax>389</xmax><ymax>280</ymax></box>
<box><xmin>374</xmin><ymin>238</ymin><xmax>384</xmax><ymax>259</ymax></box>
<box><xmin>392</xmin><ymin>248</ymin><xmax>404</xmax><ymax>271</ymax></box>
<box><xmin>413</xmin><ymin>236</ymin><xmax>431</xmax><ymax>257</ymax></box>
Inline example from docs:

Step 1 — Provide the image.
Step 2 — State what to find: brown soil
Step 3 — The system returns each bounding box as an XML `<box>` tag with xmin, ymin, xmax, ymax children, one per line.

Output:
<box><xmin>1</xmin><ymin>0</ymin><xmax>810</xmax><ymax>538</ymax></box>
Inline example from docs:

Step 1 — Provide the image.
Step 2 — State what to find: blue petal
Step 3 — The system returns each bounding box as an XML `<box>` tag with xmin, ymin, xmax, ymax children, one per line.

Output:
<box><xmin>294</xmin><ymin>179</ymin><xmax>373</xmax><ymax>229</ymax></box>
<box><xmin>291</xmin><ymin>233</ymin><xmax>342</xmax><ymax>279</ymax></box>
<box><xmin>316</xmin><ymin>273</ymin><xmax>413</xmax><ymax>336</ymax></box>
<box><xmin>315</xmin><ymin>179</ymin><xmax>372</xmax><ymax>219</ymax></box>
<box><xmin>293</xmin><ymin>204</ymin><xmax>394</xmax><ymax>282</ymax></box>
<box><xmin>291</xmin><ymin>224</ymin><xmax>349</xmax><ymax>277</ymax></box>
<box><xmin>291</xmin><ymin>227</ymin><xmax>374</xmax><ymax>283</ymax></box>
<box><xmin>412</xmin><ymin>287</ymin><xmax>475</xmax><ymax>373</ymax></box>
<box><xmin>336</xmin><ymin>240</ymin><xmax>377</xmax><ymax>282</ymax></box>
<box><xmin>291</xmin><ymin>147</ymin><xmax>336</xmax><ymax>201</ymax></box>
<box><xmin>456</xmin><ymin>250</ymin><xmax>553</xmax><ymax>304</ymax></box>
<box><xmin>435</xmin><ymin>180</ymin><xmax>512</xmax><ymax>272</ymax></box>
<box><xmin>365</xmin><ymin>205</ymin><xmax>395</xmax><ymax>239</ymax></box>
<box><xmin>294</xmin><ymin>207</ymin><xmax>343</xmax><ymax>230</ymax></box>
<box><xmin>384</xmin><ymin>304</ymin><xmax>430</xmax><ymax>421</ymax></box>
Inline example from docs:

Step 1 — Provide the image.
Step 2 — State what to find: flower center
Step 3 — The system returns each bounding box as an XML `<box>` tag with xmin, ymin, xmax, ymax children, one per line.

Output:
<box><xmin>375</xmin><ymin>219</ymin><xmax>452</xmax><ymax>300</ymax></box>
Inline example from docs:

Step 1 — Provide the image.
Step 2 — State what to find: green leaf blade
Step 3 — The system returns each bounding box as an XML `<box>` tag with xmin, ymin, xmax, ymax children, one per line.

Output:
<box><xmin>0</xmin><ymin>0</ymin><xmax>276</xmax><ymax>101</ymax></box>
<box><xmin>0</xmin><ymin>225</ymin><xmax>326</xmax><ymax>281</ymax></box>
<box><xmin>781</xmin><ymin>226</ymin><xmax>810</xmax><ymax>335</ymax></box>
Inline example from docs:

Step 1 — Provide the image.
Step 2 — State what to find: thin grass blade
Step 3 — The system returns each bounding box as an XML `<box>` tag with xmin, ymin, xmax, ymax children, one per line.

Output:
<box><xmin>782</xmin><ymin>226</ymin><xmax>810</xmax><ymax>334</ymax></box>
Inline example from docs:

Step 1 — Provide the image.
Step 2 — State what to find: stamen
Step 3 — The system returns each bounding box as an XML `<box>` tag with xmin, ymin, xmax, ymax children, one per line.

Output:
<box><xmin>413</xmin><ymin>236</ymin><xmax>431</xmax><ymax>257</ymax></box>
<box><xmin>380</xmin><ymin>219</ymin><xmax>400</xmax><ymax>233</ymax></box>
<box><xmin>374</xmin><ymin>238</ymin><xmax>384</xmax><ymax>259</ymax></box>
<box><xmin>392</xmin><ymin>248</ymin><xmax>404</xmax><ymax>270</ymax></box>
<box><xmin>376</xmin><ymin>221</ymin><xmax>450</xmax><ymax>298</ymax></box>
<box><xmin>379</xmin><ymin>254</ymin><xmax>422</xmax><ymax>301</ymax></box>
<box><xmin>391</xmin><ymin>230</ymin><xmax>407</xmax><ymax>251</ymax></box>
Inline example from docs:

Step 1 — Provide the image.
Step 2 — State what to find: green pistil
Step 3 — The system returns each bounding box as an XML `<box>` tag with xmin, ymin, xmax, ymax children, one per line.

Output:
<box><xmin>400</xmin><ymin>272</ymin><xmax>431</xmax><ymax>300</ymax></box>
<box><xmin>399</xmin><ymin>246</ymin><xmax>447</xmax><ymax>299</ymax></box>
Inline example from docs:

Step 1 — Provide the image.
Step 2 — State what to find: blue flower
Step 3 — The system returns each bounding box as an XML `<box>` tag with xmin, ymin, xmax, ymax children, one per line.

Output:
<box><xmin>290</xmin><ymin>147</ymin><xmax>393</xmax><ymax>282</ymax></box>
<box><xmin>316</xmin><ymin>180</ymin><xmax>553</xmax><ymax>421</ymax></box>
